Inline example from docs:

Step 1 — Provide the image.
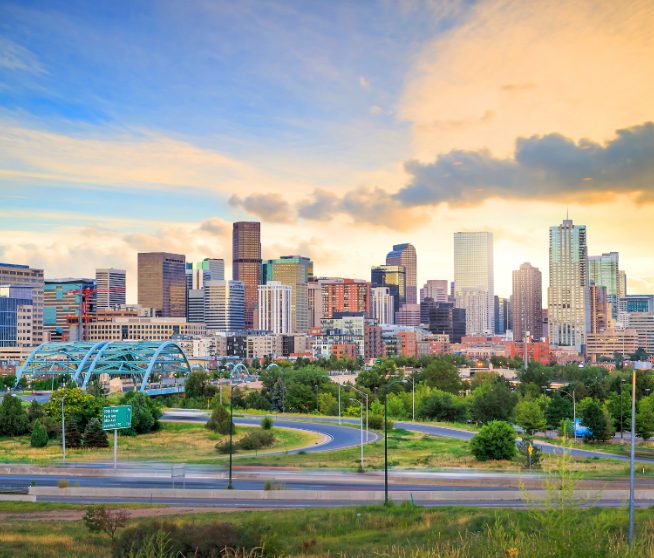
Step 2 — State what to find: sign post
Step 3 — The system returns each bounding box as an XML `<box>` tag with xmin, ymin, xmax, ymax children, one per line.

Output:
<box><xmin>102</xmin><ymin>405</ymin><xmax>132</xmax><ymax>470</ymax></box>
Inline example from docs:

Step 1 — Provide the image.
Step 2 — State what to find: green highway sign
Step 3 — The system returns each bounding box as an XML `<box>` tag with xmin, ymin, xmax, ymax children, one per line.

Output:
<box><xmin>102</xmin><ymin>405</ymin><xmax>132</xmax><ymax>431</ymax></box>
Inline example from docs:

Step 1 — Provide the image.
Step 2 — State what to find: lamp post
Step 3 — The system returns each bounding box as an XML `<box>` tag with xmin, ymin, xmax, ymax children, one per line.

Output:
<box><xmin>61</xmin><ymin>392</ymin><xmax>68</xmax><ymax>465</ymax></box>
<box><xmin>559</xmin><ymin>387</ymin><xmax>577</xmax><ymax>444</ymax></box>
<box><xmin>350</xmin><ymin>397</ymin><xmax>364</xmax><ymax>471</ymax></box>
<box><xmin>620</xmin><ymin>378</ymin><xmax>625</xmax><ymax>441</ymax></box>
<box><xmin>411</xmin><ymin>374</ymin><xmax>415</xmax><ymax>421</ymax></box>
<box><xmin>350</xmin><ymin>385</ymin><xmax>369</xmax><ymax>441</ymax></box>
<box><xmin>383</xmin><ymin>378</ymin><xmax>407</xmax><ymax>506</ymax></box>
<box><xmin>338</xmin><ymin>383</ymin><xmax>341</xmax><ymax>425</ymax></box>
<box><xmin>228</xmin><ymin>382</ymin><xmax>234</xmax><ymax>490</ymax></box>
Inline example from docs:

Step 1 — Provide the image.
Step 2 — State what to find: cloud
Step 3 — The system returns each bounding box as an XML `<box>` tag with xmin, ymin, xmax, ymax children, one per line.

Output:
<box><xmin>0</xmin><ymin>38</ymin><xmax>45</xmax><ymax>74</ymax></box>
<box><xmin>229</xmin><ymin>193</ymin><xmax>292</xmax><ymax>223</ymax></box>
<box><xmin>359</xmin><ymin>76</ymin><xmax>370</xmax><ymax>89</ymax></box>
<box><xmin>395</xmin><ymin>122</ymin><xmax>654</xmax><ymax>206</ymax></box>
<box><xmin>297</xmin><ymin>189</ymin><xmax>340</xmax><ymax>220</ymax></box>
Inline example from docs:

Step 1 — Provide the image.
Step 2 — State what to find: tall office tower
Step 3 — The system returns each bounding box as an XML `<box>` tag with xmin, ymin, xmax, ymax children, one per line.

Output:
<box><xmin>426</xmin><ymin>302</ymin><xmax>466</xmax><ymax>343</ymax></box>
<box><xmin>95</xmin><ymin>268</ymin><xmax>126</xmax><ymax>311</ymax></box>
<box><xmin>512</xmin><ymin>262</ymin><xmax>543</xmax><ymax>341</ymax></box>
<box><xmin>371</xmin><ymin>265</ymin><xmax>405</xmax><ymax>313</ymax></box>
<box><xmin>619</xmin><ymin>270</ymin><xmax>627</xmax><ymax>298</ymax></box>
<box><xmin>138</xmin><ymin>252</ymin><xmax>186</xmax><ymax>317</ymax></box>
<box><xmin>0</xmin><ymin>262</ymin><xmax>44</xmax><ymax>345</ymax></box>
<box><xmin>589</xmin><ymin>252</ymin><xmax>620</xmax><ymax>320</ymax></box>
<box><xmin>258</xmin><ymin>281</ymin><xmax>292</xmax><ymax>334</ymax></box>
<box><xmin>589</xmin><ymin>284</ymin><xmax>610</xmax><ymax>333</ymax></box>
<box><xmin>232</xmin><ymin>222</ymin><xmax>261</xmax><ymax>330</ymax></box>
<box><xmin>386</xmin><ymin>244</ymin><xmax>417</xmax><ymax>305</ymax></box>
<box><xmin>187</xmin><ymin>289</ymin><xmax>205</xmax><ymax>323</ymax></box>
<box><xmin>44</xmin><ymin>278</ymin><xmax>96</xmax><ymax>341</ymax></box>
<box><xmin>494</xmin><ymin>296</ymin><xmax>512</xmax><ymax>335</ymax></box>
<box><xmin>319</xmin><ymin>278</ymin><xmax>370</xmax><ymax>319</ymax></box>
<box><xmin>371</xmin><ymin>287</ymin><xmax>395</xmax><ymax>325</ymax></box>
<box><xmin>420</xmin><ymin>280</ymin><xmax>449</xmax><ymax>303</ymax></box>
<box><xmin>453</xmin><ymin>232</ymin><xmax>494</xmax><ymax>335</ymax></box>
<box><xmin>263</xmin><ymin>255</ymin><xmax>312</xmax><ymax>332</ymax></box>
<box><xmin>396</xmin><ymin>304</ymin><xmax>421</xmax><ymax>327</ymax></box>
<box><xmin>0</xmin><ymin>286</ymin><xmax>35</xmax><ymax>347</ymax></box>
<box><xmin>307</xmin><ymin>282</ymin><xmax>323</xmax><ymax>329</ymax></box>
<box><xmin>204</xmin><ymin>280</ymin><xmax>245</xmax><ymax>331</ymax></box>
<box><xmin>548</xmin><ymin>218</ymin><xmax>589</xmax><ymax>352</ymax></box>
<box><xmin>624</xmin><ymin>313</ymin><xmax>654</xmax><ymax>354</ymax></box>
<box><xmin>186</xmin><ymin>258</ymin><xmax>224</xmax><ymax>291</ymax></box>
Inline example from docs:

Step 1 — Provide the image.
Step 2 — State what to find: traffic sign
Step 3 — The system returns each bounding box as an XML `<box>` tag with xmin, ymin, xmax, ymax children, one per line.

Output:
<box><xmin>102</xmin><ymin>405</ymin><xmax>132</xmax><ymax>430</ymax></box>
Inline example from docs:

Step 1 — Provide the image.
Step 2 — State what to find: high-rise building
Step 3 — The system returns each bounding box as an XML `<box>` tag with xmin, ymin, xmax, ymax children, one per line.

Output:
<box><xmin>453</xmin><ymin>232</ymin><xmax>494</xmax><ymax>335</ymax></box>
<box><xmin>494</xmin><ymin>296</ymin><xmax>512</xmax><ymax>335</ymax></box>
<box><xmin>204</xmin><ymin>280</ymin><xmax>245</xmax><ymax>332</ymax></box>
<box><xmin>395</xmin><ymin>303</ymin><xmax>421</xmax><ymax>327</ymax></box>
<box><xmin>258</xmin><ymin>281</ymin><xmax>292</xmax><ymax>334</ymax></box>
<box><xmin>589</xmin><ymin>284</ymin><xmax>610</xmax><ymax>334</ymax></box>
<box><xmin>187</xmin><ymin>289</ymin><xmax>205</xmax><ymax>323</ymax></box>
<box><xmin>619</xmin><ymin>270</ymin><xmax>627</xmax><ymax>298</ymax></box>
<box><xmin>186</xmin><ymin>258</ymin><xmax>225</xmax><ymax>291</ymax></box>
<box><xmin>263</xmin><ymin>256</ymin><xmax>312</xmax><ymax>332</ymax></box>
<box><xmin>623</xmin><ymin>313</ymin><xmax>654</xmax><ymax>354</ymax></box>
<box><xmin>425</xmin><ymin>302</ymin><xmax>466</xmax><ymax>343</ymax></box>
<box><xmin>371</xmin><ymin>265</ymin><xmax>405</xmax><ymax>313</ymax></box>
<box><xmin>589</xmin><ymin>252</ymin><xmax>620</xmax><ymax>319</ymax></box>
<box><xmin>0</xmin><ymin>286</ymin><xmax>35</xmax><ymax>347</ymax></box>
<box><xmin>548</xmin><ymin>218</ymin><xmax>588</xmax><ymax>352</ymax></box>
<box><xmin>137</xmin><ymin>252</ymin><xmax>186</xmax><ymax>317</ymax></box>
<box><xmin>44</xmin><ymin>278</ymin><xmax>96</xmax><ymax>341</ymax></box>
<box><xmin>95</xmin><ymin>268</ymin><xmax>126</xmax><ymax>311</ymax></box>
<box><xmin>0</xmin><ymin>262</ymin><xmax>44</xmax><ymax>345</ymax></box>
<box><xmin>420</xmin><ymin>280</ymin><xmax>449</xmax><ymax>303</ymax></box>
<box><xmin>512</xmin><ymin>262</ymin><xmax>543</xmax><ymax>341</ymax></box>
<box><xmin>319</xmin><ymin>278</ymin><xmax>370</xmax><ymax>319</ymax></box>
<box><xmin>371</xmin><ymin>287</ymin><xmax>395</xmax><ymax>325</ymax></box>
<box><xmin>386</xmin><ymin>244</ymin><xmax>417</xmax><ymax>305</ymax></box>
<box><xmin>307</xmin><ymin>282</ymin><xmax>323</xmax><ymax>329</ymax></box>
<box><xmin>232</xmin><ymin>222</ymin><xmax>261</xmax><ymax>330</ymax></box>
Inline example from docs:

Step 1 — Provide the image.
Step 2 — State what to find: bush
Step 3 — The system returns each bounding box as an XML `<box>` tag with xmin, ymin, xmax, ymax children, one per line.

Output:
<box><xmin>214</xmin><ymin>440</ymin><xmax>232</xmax><ymax>454</ymax></box>
<box><xmin>367</xmin><ymin>414</ymin><xmax>393</xmax><ymax>430</ymax></box>
<box><xmin>237</xmin><ymin>429</ymin><xmax>275</xmax><ymax>451</ymax></box>
<box><xmin>206</xmin><ymin>404</ymin><xmax>233</xmax><ymax>435</ymax></box>
<box><xmin>57</xmin><ymin>479</ymin><xmax>70</xmax><ymax>488</ymax></box>
<box><xmin>82</xmin><ymin>418</ymin><xmax>109</xmax><ymax>448</ymax></box>
<box><xmin>417</xmin><ymin>390</ymin><xmax>469</xmax><ymax>422</ymax></box>
<box><xmin>470</xmin><ymin>420</ymin><xmax>516</xmax><ymax>461</ymax></box>
<box><xmin>30</xmin><ymin>419</ymin><xmax>48</xmax><ymax>448</ymax></box>
<box><xmin>0</xmin><ymin>394</ymin><xmax>30</xmax><ymax>436</ymax></box>
<box><xmin>260</xmin><ymin>416</ymin><xmax>273</xmax><ymax>430</ymax></box>
<box><xmin>581</xmin><ymin>400</ymin><xmax>612</xmax><ymax>442</ymax></box>
<box><xmin>119</xmin><ymin>392</ymin><xmax>161</xmax><ymax>435</ymax></box>
<box><xmin>517</xmin><ymin>436</ymin><xmax>542</xmax><ymax>469</ymax></box>
<box><xmin>64</xmin><ymin>418</ymin><xmax>82</xmax><ymax>448</ymax></box>
<box><xmin>83</xmin><ymin>505</ymin><xmax>129</xmax><ymax>541</ymax></box>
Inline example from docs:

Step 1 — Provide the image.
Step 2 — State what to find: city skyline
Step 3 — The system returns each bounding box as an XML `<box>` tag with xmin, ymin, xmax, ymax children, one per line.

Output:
<box><xmin>1</xmin><ymin>1</ymin><xmax>653</xmax><ymax>300</ymax></box>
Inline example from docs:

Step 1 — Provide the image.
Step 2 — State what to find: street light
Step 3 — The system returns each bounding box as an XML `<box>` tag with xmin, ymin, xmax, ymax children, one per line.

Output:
<box><xmin>619</xmin><ymin>378</ymin><xmax>626</xmax><ymax>441</ymax></box>
<box><xmin>228</xmin><ymin>382</ymin><xmax>234</xmax><ymax>490</ymax></box>
<box><xmin>383</xmin><ymin>378</ymin><xmax>407</xmax><ymax>506</ymax></box>
<box><xmin>629</xmin><ymin>361</ymin><xmax>652</xmax><ymax>545</ymax></box>
<box><xmin>349</xmin><ymin>397</ymin><xmax>364</xmax><ymax>471</ymax></box>
<box><xmin>350</xmin><ymin>385</ymin><xmax>369</xmax><ymax>441</ymax></box>
<box><xmin>558</xmin><ymin>387</ymin><xmax>578</xmax><ymax>444</ymax></box>
<box><xmin>61</xmin><ymin>392</ymin><xmax>68</xmax><ymax>465</ymax></box>
<box><xmin>411</xmin><ymin>374</ymin><xmax>416</xmax><ymax>421</ymax></box>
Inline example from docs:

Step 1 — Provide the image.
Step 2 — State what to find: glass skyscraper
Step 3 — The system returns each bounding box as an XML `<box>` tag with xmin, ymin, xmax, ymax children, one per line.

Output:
<box><xmin>0</xmin><ymin>262</ymin><xmax>44</xmax><ymax>345</ymax></box>
<box><xmin>0</xmin><ymin>285</ymin><xmax>33</xmax><ymax>347</ymax></box>
<box><xmin>137</xmin><ymin>252</ymin><xmax>186</xmax><ymax>318</ymax></box>
<box><xmin>386</xmin><ymin>244</ymin><xmax>417</xmax><ymax>305</ymax></box>
<box><xmin>588</xmin><ymin>252</ymin><xmax>620</xmax><ymax>319</ymax></box>
<box><xmin>232</xmin><ymin>222</ymin><xmax>261</xmax><ymax>330</ymax></box>
<box><xmin>263</xmin><ymin>255</ymin><xmax>312</xmax><ymax>333</ymax></box>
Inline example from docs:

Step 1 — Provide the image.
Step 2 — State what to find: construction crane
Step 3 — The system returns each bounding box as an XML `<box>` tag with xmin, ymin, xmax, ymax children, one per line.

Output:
<box><xmin>66</xmin><ymin>285</ymin><xmax>125</xmax><ymax>341</ymax></box>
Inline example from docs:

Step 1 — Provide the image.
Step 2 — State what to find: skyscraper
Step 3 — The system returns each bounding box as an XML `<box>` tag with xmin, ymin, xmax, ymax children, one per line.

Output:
<box><xmin>263</xmin><ymin>255</ymin><xmax>312</xmax><ymax>332</ymax></box>
<box><xmin>386</xmin><ymin>244</ymin><xmax>417</xmax><ymax>305</ymax></box>
<box><xmin>186</xmin><ymin>258</ymin><xmax>225</xmax><ymax>291</ymax></box>
<box><xmin>371</xmin><ymin>287</ymin><xmax>395</xmax><ymax>325</ymax></box>
<box><xmin>319</xmin><ymin>278</ymin><xmax>370</xmax><ymax>319</ymax></box>
<box><xmin>420</xmin><ymin>280</ymin><xmax>449</xmax><ymax>303</ymax></box>
<box><xmin>232</xmin><ymin>222</ymin><xmax>261</xmax><ymax>330</ymax></box>
<box><xmin>512</xmin><ymin>262</ymin><xmax>543</xmax><ymax>341</ymax></box>
<box><xmin>371</xmin><ymin>265</ymin><xmax>405</xmax><ymax>313</ymax></box>
<box><xmin>0</xmin><ymin>262</ymin><xmax>44</xmax><ymax>345</ymax></box>
<box><xmin>548</xmin><ymin>218</ymin><xmax>588</xmax><ymax>352</ymax></box>
<box><xmin>0</xmin><ymin>286</ymin><xmax>35</xmax><ymax>347</ymax></box>
<box><xmin>44</xmin><ymin>278</ymin><xmax>96</xmax><ymax>341</ymax></box>
<box><xmin>204</xmin><ymin>280</ymin><xmax>245</xmax><ymax>331</ymax></box>
<box><xmin>137</xmin><ymin>252</ymin><xmax>186</xmax><ymax>317</ymax></box>
<box><xmin>95</xmin><ymin>268</ymin><xmax>126</xmax><ymax>311</ymax></box>
<box><xmin>494</xmin><ymin>296</ymin><xmax>512</xmax><ymax>335</ymax></box>
<box><xmin>258</xmin><ymin>281</ymin><xmax>292</xmax><ymax>334</ymax></box>
<box><xmin>589</xmin><ymin>252</ymin><xmax>620</xmax><ymax>319</ymax></box>
<box><xmin>307</xmin><ymin>282</ymin><xmax>323</xmax><ymax>329</ymax></box>
<box><xmin>453</xmin><ymin>232</ymin><xmax>494</xmax><ymax>335</ymax></box>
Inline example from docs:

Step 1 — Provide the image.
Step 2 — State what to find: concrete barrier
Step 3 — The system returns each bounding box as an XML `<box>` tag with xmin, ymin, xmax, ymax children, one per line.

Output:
<box><xmin>0</xmin><ymin>494</ymin><xmax>36</xmax><ymax>502</ymax></box>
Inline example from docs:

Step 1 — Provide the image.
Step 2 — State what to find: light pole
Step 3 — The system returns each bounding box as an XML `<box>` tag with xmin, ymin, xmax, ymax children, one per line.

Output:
<box><xmin>350</xmin><ymin>385</ymin><xmax>369</xmax><ymax>441</ymax></box>
<box><xmin>228</xmin><ymin>382</ymin><xmax>234</xmax><ymax>490</ymax></box>
<box><xmin>620</xmin><ymin>378</ymin><xmax>625</xmax><ymax>441</ymax></box>
<box><xmin>60</xmin><ymin>392</ymin><xmax>68</xmax><ymax>465</ymax></box>
<box><xmin>384</xmin><ymin>378</ymin><xmax>407</xmax><ymax>506</ymax></box>
<box><xmin>559</xmin><ymin>387</ymin><xmax>577</xmax><ymax>444</ymax></box>
<box><xmin>338</xmin><ymin>383</ymin><xmax>341</xmax><ymax>425</ymax></box>
<box><xmin>350</xmin><ymin>397</ymin><xmax>364</xmax><ymax>471</ymax></box>
<box><xmin>411</xmin><ymin>374</ymin><xmax>415</xmax><ymax>421</ymax></box>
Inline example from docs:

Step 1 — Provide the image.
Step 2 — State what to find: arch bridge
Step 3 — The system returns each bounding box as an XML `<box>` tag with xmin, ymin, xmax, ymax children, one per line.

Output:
<box><xmin>16</xmin><ymin>341</ymin><xmax>192</xmax><ymax>395</ymax></box>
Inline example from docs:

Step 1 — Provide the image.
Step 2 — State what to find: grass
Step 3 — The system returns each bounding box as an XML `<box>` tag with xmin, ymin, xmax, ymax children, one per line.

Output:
<box><xmin>0</xmin><ymin>422</ymin><xmax>321</xmax><ymax>465</ymax></box>
<box><xmin>2</xmin><ymin>504</ymin><xmax>654</xmax><ymax>557</ymax></box>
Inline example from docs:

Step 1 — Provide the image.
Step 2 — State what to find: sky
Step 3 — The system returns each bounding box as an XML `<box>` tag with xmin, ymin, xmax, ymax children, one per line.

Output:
<box><xmin>1</xmin><ymin>0</ymin><xmax>653</xmax><ymax>302</ymax></box>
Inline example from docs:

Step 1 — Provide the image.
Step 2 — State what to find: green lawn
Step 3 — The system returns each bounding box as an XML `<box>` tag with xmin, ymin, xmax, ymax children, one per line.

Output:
<box><xmin>0</xmin><ymin>422</ymin><xmax>320</xmax><ymax>465</ymax></box>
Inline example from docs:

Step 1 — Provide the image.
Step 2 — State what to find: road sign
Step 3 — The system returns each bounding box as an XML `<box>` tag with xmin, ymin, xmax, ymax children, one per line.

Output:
<box><xmin>527</xmin><ymin>443</ymin><xmax>533</xmax><ymax>456</ymax></box>
<box><xmin>102</xmin><ymin>405</ymin><xmax>132</xmax><ymax>431</ymax></box>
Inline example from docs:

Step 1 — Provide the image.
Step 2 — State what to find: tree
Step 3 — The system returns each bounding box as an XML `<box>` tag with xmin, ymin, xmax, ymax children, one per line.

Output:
<box><xmin>318</xmin><ymin>393</ymin><xmax>339</xmax><ymax>416</ymax></box>
<box><xmin>606</xmin><ymin>389</ymin><xmax>631</xmax><ymax>433</ymax></box>
<box><xmin>470</xmin><ymin>420</ymin><xmax>516</xmax><ymax>461</ymax></box>
<box><xmin>184</xmin><ymin>370</ymin><xmax>216</xmax><ymax>399</ymax></box>
<box><xmin>82</xmin><ymin>418</ymin><xmax>109</xmax><ymax>448</ymax></box>
<box><xmin>30</xmin><ymin>419</ymin><xmax>48</xmax><ymax>448</ymax></box>
<box><xmin>206</xmin><ymin>404</ymin><xmax>233</xmax><ymax>435</ymax></box>
<box><xmin>44</xmin><ymin>388</ymin><xmax>102</xmax><ymax>432</ymax></box>
<box><xmin>417</xmin><ymin>390</ymin><xmax>469</xmax><ymax>422</ymax></box>
<box><xmin>546</xmin><ymin>392</ymin><xmax>573</xmax><ymax>429</ymax></box>
<box><xmin>514</xmin><ymin>400</ymin><xmax>547</xmax><ymax>435</ymax></box>
<box><xmin>83</xmin><ymin>505</ymin><xmax>129</xmax><ymax>541</ymax></box>
<box><xmin>27</xmin><ymin>400</ymin><xmax>45</xmax><ymax>424</ymax></box>
<box><xmin>580</xmin><ymin>400</ymin><xmax>612</xmax><ymax>442</ymax></box>
<box><xmin>0</xmin><ymin>394</ymin><xmax>30</xmax><ymax>436</ymax></box>
<box><xmin>120</xmin><ymin>392</ymin><xmax>161</xmax><ymax>434</ymax></box>
<box><xmin>260</xmin><ymin>417</ymin><xmax>273</xmax><ymax>430</ymax></box>
<box><xmin>636</xmin><ymin>397</ymin><xmax>654</xmax><ymax>441</ymax></box>
<box><xmin>418</xmin><ymin>359</ymin><xmax>463</xmax><ymax>394</ymax></box>
<box><xmin>470</xmin><ymin>377</ymin><xmax>518</xmax><ymax>423</ymax></box>
<box><xmin>65</xmin><ymin>418</ymin><xmax>82</xmax><ymax>448</ymax></box>
<box><xmin>270</xmin><ymin>378</ymin><xmax>285</xmax><ymax>412</ymax></box>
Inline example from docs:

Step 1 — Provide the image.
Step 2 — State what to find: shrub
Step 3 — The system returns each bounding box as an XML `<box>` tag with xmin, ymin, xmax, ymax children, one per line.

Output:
<box><xmin>0</xmin><ymin>394</ymin><xmax>30</xmax><ymax>436</ymax></box>
<box><xmin>57</xmin><ymin>479</ymin><xmax>70</xmax><ymax>488</ymax></box>
<box><xmin>206</xmin><ymin>404</ymin><xmax>233</xmax><ymax>435</ymax></box>
<box><xmin>83</xmin><ymin>505</ymin><xmax>129</xmax><ymax>541</ymax></box>
<box><xmin>30</xmin><ymin>419</ymin><xmax>48</xmax><ymax>448</ymax></box>
<box><xmin>514</xmin><ymin>400</ymin><xmax>547</xmax><ymax>435</ymax></box>
<box><xmin>238</xmin><ymin>430</ymin><xmax>275</xmax><ymax>451</ymax></box>
<box><xmin>260</xmin><ymin>417</ymin><xmax>273</xmax><ymax>430</ymax></box>
<box><xmin>367</xmin><ymin>414</ymin><xmax>393</xmax><ymax>430</ymax></box>
<box><xmin>470</xmin><ymin>420</ymin><xmax>516</xmax><ymax>461</ymax></box>
<box><xmin>119</xmin><ymin>392</ymin><xmax>161</xmax><ymax>435</ymax></box>
<box><xmin>581</xmin><ymin>400</ymin><xmax>612</xmax><ymax>442</ymax></box>
<box><xmin>215</xmin><ymin>440</ymin><xmax>232</xmax><ymax>454</ymax></box>
<box><xmin>64</xmin><ymin>418</ymin><xmax>82</xmax><ymax>448</ymax></box>
<box><xmin>417</xmin><ymin>390</ymin><xmax>469</xmax><ymax>422</ymax></box>
<box><xmin>82</xmin><ymin>418</ymin><xmax>109</xmax><ymax>448</ymax></box>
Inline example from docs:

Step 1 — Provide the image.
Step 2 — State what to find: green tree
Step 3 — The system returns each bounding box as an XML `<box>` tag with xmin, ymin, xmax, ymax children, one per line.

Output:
<box><xmin>30</xmin><ymin>419</ymin><xmax>48</xmax><ymax>448</ymax></box>
<box><xmin>546</xmin><ymin>392</ymin><xmax>573</xmax><ymax>429</ymax></box>
<box><xmin>318</xmin><ymin>392</ymin><xmax>338</xmax><ymax>416</ymax></box>
<box><xmin>65</xmin><ymin>418</ymin><xmax>82</xmax><ymax>448</ymax></box>
<box><xmin>514</xmin><ymin>400</ymin><xmax>547</xmax><ymax>435</ymax></box>
<box><xmin>27</xmin><ymin>400</ymin><xmax>45</xmax><ymax>425</ymax></box>
<box><xmin>206</xmin><ymin>404</ymin><xmax>233</xmax><ymax>435</ymax></box>
<box><xmin>636</xmin><ymin>406</ymin><xmax>654</xmax><ymax>440</ymax></box>
<box><xmin>44</xmin><ymin>387</ymin><xmax>102</xmax><ymax>432</ymax></box>
<box><xmin>418</xmin><ymin>359</ymin><xmax>463</xmax><ymax>394</ymax></box>
<box><xmin>580</xmin><ymin>400</ymin><xmax>612</xmax><ymax>442</ymax></box>
<box><xmin>0</xmin><ymin>394</ymin><xmax>30</xmax><ymax>436</ymax></box>
<box><xmin>606</xmin><ymin>389</ymin><xmax>631</xmax><ymax>433</ymax></box>
<box><xmin>120</xmin><ymin>392</ymin><xmax>161</xmax><ymax>434</ymax></box>
<box><xmin>471</xmin><ymin>377</ymin><xmax>518</xmax><ymax>423</ymax></box>
<box><xmin>417</xmin><ymin>390</ymin><xmax>469</xmax><ymax>422</ymax></box>
<box><xmin>470</xmin><ymin>420</ymin><xmax>516</xmax><ymax>461</ymax></box>
<box><xmin>82</xmin><ymin>418</ymin><xmax>109</xmax><ymax>448</ymax></box>
<box><xmin>184</xmin><ymin>370</ymin><xmax>216</xmax><ymax>399</ymax></box>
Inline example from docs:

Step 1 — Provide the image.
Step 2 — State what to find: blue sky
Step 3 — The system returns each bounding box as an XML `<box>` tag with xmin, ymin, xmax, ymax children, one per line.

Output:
<box><xmin>1</xmin><ymin>0</ymin><xmax>653</xmax><ymax>299</ymax></box>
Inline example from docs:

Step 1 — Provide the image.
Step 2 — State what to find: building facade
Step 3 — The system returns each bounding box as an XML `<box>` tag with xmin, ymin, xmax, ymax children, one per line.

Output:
<box><xmin>204</xmin><ymin>280</ymin><xmax>245</xmax><ymax>332</ymax></box>
<box><xmin>425</xmin><ymin>302</ymin><xmax>466</xmax><ymax>343</ymax></box>
<box><xmin>263</xmin><ymin>255</ymin><xmax>312</xmax><ymax>332</ymax></box>
<box><xmin>319</xmin><ymin>278</ymin><xmax>370</xmax><ymax>319</ymax></box>
<box><xmin>420</xmin><ymin>280</ymin><xmax>449</xmax><ymax>303</ymax></box>
<box><xmin>512</xmin><ymin>262</ymin><xmax>542</xmax><ymax>341</ymax></box>
<box><xmin>0</xmin><ymin>286</ymin><xmax>34</xmax><ymax>347</ymax></box>
<box><xmin>86</xmin><ymin>317</ymin><xmax>205</xmax><ymax>341</ymax></box>
<box><xmin>371</xmin><ymin>286</ymin><xmax>395</xmax><ymax>325</ymax></box>
<box><xmin>44</xmin><ymin>278</ymin><xmax>96</xmax><ymax>341</ymax></box>
<box><xmin>258</xmin><ymin>281</ymin><xmax>292</xmax><ymax>334</ymax></box>
<box><xmin>232</xmin><ymin>222</ymin><xmax>261</xmax><ymax>330</ymax></box>
<box><xmin>589</xmin><ymin>252</ymin><xmax>620</xmax><ymax>320</ymax></box>
<box><xmin>137</xmin><ymin>252</ymin><xmax>186</xmax><ymax>318</ymax></box>
<box><xmin>371</xmin><ymin>265</ymin><xmax>405</xmax><ymax>313</ymax></box>
<box><xmin>386</xmin><ymin>243</ymin><xmax>417</xmax><ymax>305</ymax></box>
<box><xmin>95</xmin><ymin>268</ymin><xmax>126</xmax><ymax>311</ymax></box>
<box><xmin>0</xmin><ymin>262</ymin><xmax>44</xmax><ymax>345</ymax></box>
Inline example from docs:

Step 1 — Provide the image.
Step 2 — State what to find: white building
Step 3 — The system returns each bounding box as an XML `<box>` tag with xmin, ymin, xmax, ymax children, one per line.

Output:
<box><xmin>86</xmin><ymin>317</ymin><xmax>205</xmax><ymax>341</ymax></box>
<box><xmin>454</xmin><ymin>232</ymin><xmax>494</xmax><ymax>335</ymax></box>
<box><xmin>95</xmin><ymin>268</ymin><xmax>126</xmax><ymax>311</ymax></box>
<box><xmin>204</xmin><ymin>280</ymin><xmax>245</xmax><ymax>332</ymax></box>
<box><xmin>371</xmin><ymin>286</ymin><xmax>394</xmax><ymax>325</ymax></box>
<box><xmin>258</xmin><ymin>281</ymin><xmax>292</xmax><ymax>334</ymax></box>
<box><xmin>420</xmin><ymin>279</ymin><xmax>449</xmax><ymax>303</ymax></box>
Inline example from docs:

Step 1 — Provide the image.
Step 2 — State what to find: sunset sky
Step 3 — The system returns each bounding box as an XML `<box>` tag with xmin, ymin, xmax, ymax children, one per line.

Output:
<box><xmin>1</xmin><ymin>0</ymin><xmax>653</xmax><ymax>301</ymax></box>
